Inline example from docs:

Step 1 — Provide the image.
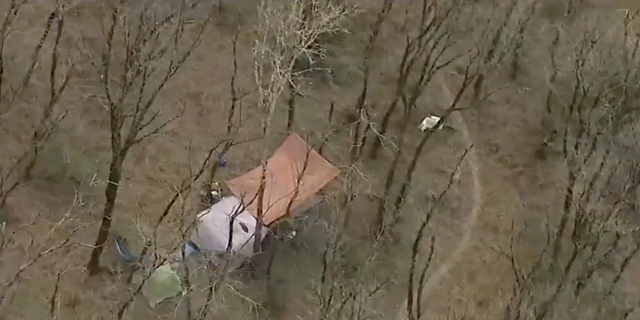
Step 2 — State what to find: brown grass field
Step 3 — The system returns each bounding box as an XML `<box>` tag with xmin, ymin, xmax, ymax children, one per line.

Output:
<box><xmin>2</xmin><ymin>0</ymin><xmax>640</xmax><ymax>319</ymax></box>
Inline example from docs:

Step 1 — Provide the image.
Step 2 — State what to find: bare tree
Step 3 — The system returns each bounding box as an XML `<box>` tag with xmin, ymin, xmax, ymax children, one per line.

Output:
<box><xmin>500</xmin><ymin>12</ymin><xmax>640</xmax><ymax>320</ymax></box>
<box><xmin>201</xmin><ymin>28</ymin><xmax>247</xmax><ymax>209</ymax></box>
<box><xmin>0</xmin><ymin>4</ymin><xmax>70</xmax><ymax>214</ymax></box>
<box><xmin>314</xmin><ymin>195</ymin><xmax>389</xmax><ymax>320</ymax></box>
<box><xmin>382</xmin><ymin>60</ymin><xmax>480</xmax><ymax>233</ymax></box>
<box><xmin>547</xmin><ymin>23</ymin><xmax>633</xmax><ymax>262</ymax></box>
<box><xmin>252</xmin><ymin>0</ymin><xmax>351</xmax><ymax>137</ymax></box>
<box><xmin>509</xmin><ymin>0</ymin><xmax>537</xmax><ymax>80</ymax></box>
<box><xmin>372</xmin><ymin>0</ymin><xmax>506</xmax><ymax>233</ymax></box>
<box><xmin>114</xmin><ymin>139</ymin><xmax>229</xmax><ymax>319</ymax></box>
<box><xmin>246</xmin><ymin>0</ymin><xmax>351</xmax><ymax>275</ymax></box>
<box><xmin>86</xmin><ymin>0</ymin><xmax>213</xmax><ymax>275</ymax></box>
<box><xmin>347</xmin><ymin>0</ymin><xmax>394</xmax><ymax>163</ymax></box>
<box><xmin>406</xmin><ymin>146</ymin><xmax>472</xmax><ymax>320</ymax></box>
<box><xmin>367</xmin><ymin>0</ymin><xmax>464</xmax><ymax>160</ymax></box>
<box><xmin>470</xmin><ymin>0</ymin><xmax>519</xmax><ymax>102</ymax></box>
<box><xmin>536</xmin><ymin>26</ymin><xmax>561</xmax><ymax>160</ymax></box>
<box><xmin>0</xmin><ymin>193</ymin><xmax>89</xmax><ymax>308</ymax></box>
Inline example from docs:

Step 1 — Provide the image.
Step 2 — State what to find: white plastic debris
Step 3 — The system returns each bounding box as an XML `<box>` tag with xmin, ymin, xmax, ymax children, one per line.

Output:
<box><xmin>419</xmin><ymin>115</ymin><xmax>444</xmax><ymax>131</ymax></box>
<box><xmin>284</xmin><ymin>230</ymin><xmax>297</xmax><ymax>240</ymax></box>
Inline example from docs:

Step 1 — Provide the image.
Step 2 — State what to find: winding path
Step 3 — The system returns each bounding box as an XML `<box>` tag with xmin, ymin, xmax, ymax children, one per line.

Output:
<box><xmin>396</xmin><ymin>76</ymin><xmax>484</xmax><ymax>319</ymax></box>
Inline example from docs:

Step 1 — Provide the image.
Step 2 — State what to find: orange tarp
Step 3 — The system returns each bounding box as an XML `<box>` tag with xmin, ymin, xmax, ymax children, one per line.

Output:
<box><xmin>226</xmin><ymin>133</ymin><xmax>339</xmax><ymax>225</ymax></box>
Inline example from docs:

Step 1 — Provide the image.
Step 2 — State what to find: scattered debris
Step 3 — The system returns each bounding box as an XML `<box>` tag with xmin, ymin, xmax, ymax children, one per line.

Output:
<box><xmin>284</xmin><ymin>230</ymin><xmax>297</xmax><ymax>240</ymax></box>
<box><xmin>174</xmin><ymin>240</ymin><xmax>201</xmax><ymax>261</ymax></box>
<box><xmin>210</xmin><ymin>181</ymin><xmax>223</xmax><ymax>204</ymax></box>
<box><xmin>419</xmin><ymin>115</ymin><xmax>444</xmax><ymax>131</ymax></box>
<box><xmin>114</xmin><ymin>235</ymin><xmax>137</xmax><ymax>263</ymax></box>
<box><xmin>216</xmin><ymin>155</ymin><xmax>228</xmax><ymax>167</ymax></box>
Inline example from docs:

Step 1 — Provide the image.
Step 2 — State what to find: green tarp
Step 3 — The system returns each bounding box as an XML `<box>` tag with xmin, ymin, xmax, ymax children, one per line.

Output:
<box><xmin>141</xmin><ymin>263</ymin><xmax>183</xmax><ymax>307</ymax></box>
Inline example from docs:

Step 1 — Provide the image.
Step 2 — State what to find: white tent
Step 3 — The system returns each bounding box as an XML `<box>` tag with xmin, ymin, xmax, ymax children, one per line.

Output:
<box><xmin>190</xmin><ymin>196</ymin><xmax>265</xmax><ymax>257</ymax></box>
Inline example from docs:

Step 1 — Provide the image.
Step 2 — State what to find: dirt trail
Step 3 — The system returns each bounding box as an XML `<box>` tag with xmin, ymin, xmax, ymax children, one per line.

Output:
<box><xmin>396</xmin><ymin>76</ymin><xmax>484</xmax><ymax>319</ymax></box>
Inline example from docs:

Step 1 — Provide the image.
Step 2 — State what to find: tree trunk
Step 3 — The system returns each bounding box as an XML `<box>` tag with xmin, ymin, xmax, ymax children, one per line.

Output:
<box><xmin>287</xmin><ymin>81</ymin><xmax>296</xmax><ymax>132</ymax></box>
<box><xmin>318</xmin><ymin>102</ymin><xmax>335</xmax><ymax>156</ymax></box>
<box><xmin>87</xmin><ymin>158</ymin><xmax>123</xmax><ymax>275</ymax></box>
<box><xmin>349</xmin><ymin>86</ymin><xmax>368</xmax><ymax>164</ymax></box>
<box><xmin>253</xmin><ymin>165</ymin><xmax>267</xmax><ymax>255</ymax></box>
<box><xmin>552</xmin><ymin>170</ymin><xmax>576</xmax><ymax>262</ymax></box>
<box><xmin>368</xmin><ymin>99</ymin><xmax>400</xmax><ymax>159</ymax></box>
<box><xmin>375</xmin><ymin>111</ymin><xmax>411</xmax><ymax>235</ymax></box>
<box><xmin>472</xmin><ymin>73</ymin><xmax>484</xmax><ymax>102</ymax></box>
<box><xmin>509</xmin><ymin>48</ymin><xmax>521</xmax><ymax>81</ymax></box>
<box><xmin>22</xmin><ymin>146</ymin><xmax>39</xmax><ymax>182</ymax></box>
<box><xmin>264</xmin><ymin>231</ymin><xmax>283</xmax><ymax>317</ymax></box>
<box><xmin>404</xmin><ymin>129</ymin><xmax>436</xmax><ymax>193</ymax></box>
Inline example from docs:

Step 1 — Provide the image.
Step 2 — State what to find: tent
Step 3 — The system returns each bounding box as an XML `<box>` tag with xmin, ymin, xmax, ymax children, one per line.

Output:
<box><xmin>189</xmin><ymin>134</ymin><xmax>339</xmax><ymax>259</ymax></box>
<box><xmin>190</xmin><ymin>196</ymin><xmax>265</xmax><ymax>257</ymax></box>
<box><xmin>226</xmin><ymin>133</ymin><xmax>340</xmax><ymax>225</ymax></box>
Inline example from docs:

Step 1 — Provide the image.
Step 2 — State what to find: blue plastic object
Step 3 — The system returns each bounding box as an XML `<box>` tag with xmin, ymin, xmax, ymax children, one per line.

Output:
<box><xmin>114</xmin><ymin>235</ymin><xmax>137</xmax><ymax>262</ymax></box>
<box><xmin>183</xmin><ymin>240</ymin><xmax>201</xmax><ymax>258</ymax></box>
<box><xmin>174</xmin><ymin>240</ymin><xmax>202</xmax><ymax>260</ymax></box>
<box><xmin>186</xmin><ymin>240</ymin><xmax>201</xmax><ymax>253</ymax></box>
<box><xmin>216</xmin><ymin>156</ymin><xmax>228</xmax><ymax>167</ymax></box>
